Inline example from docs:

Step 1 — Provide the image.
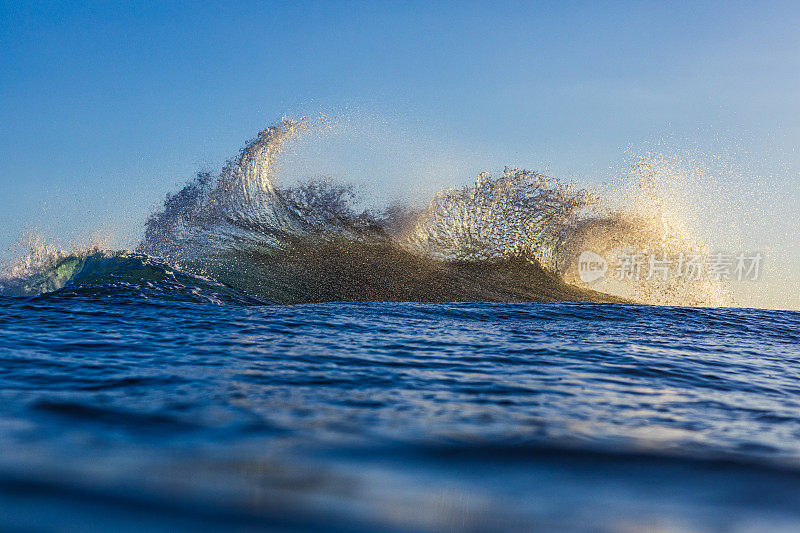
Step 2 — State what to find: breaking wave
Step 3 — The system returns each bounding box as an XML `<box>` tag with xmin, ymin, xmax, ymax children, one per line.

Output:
<box><xmin>2</xmin><ymin>117</ymin><xmax>730</xmax><ymax>306</ymax></box>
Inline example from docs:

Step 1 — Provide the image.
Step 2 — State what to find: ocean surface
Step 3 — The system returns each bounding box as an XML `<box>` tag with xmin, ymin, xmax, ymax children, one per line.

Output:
<box><xmin>2</xmin><ymin>119</ymin><xmax>797</xmax><ymax>531</ymax></box>
<box><xmin>1</xmin><ymin>291</ymin><xmax>800</xmax><ymax>532</ymax></box>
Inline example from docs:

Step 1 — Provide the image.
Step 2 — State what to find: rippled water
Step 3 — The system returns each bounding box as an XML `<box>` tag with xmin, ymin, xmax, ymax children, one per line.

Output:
<box><xmin>2</xmin><ymin>290</ymin><xmax>800</xmax><ymax>532</ymax></box>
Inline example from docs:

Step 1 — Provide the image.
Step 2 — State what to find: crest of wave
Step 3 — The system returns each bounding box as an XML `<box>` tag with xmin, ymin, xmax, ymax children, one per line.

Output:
<box><xmin>139</xmin><ymin>117</ymin><xmax>380</xmax><ymax>261</ymax></box>
<box><xmin>140</xmin><ymin>118</ymin><xmax>305</xmax><ymax>259</ymax></box>
<box><xmin>0</xmin><ymin>234</ymin><xmax>106</xmax><ymax>280</ymax></box>
<box><xmin>588</xmin><ymin>156</ymin><xmax>733</xmax><ymax>307</ymax></box>
<box><xmin>0</xmin><ymin>233</ymin><xmax>108</xmax><ymax>296</ymax></box>
<box><xmin>406</xmin><ymin>167</ymin><xmax>598</xmax><ymax>269</ymax></box>
<box><xmin>405</xmin><ymin>163</ymin><xmax>731</xmax><ymax>307</ymax></box>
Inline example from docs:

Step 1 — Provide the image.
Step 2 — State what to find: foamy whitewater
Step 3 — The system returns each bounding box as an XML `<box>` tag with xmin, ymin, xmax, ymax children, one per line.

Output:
<box><xmin>2</xmin><ymin>118</ymin><xmax>798</xmax><ymax>532</ymax></box>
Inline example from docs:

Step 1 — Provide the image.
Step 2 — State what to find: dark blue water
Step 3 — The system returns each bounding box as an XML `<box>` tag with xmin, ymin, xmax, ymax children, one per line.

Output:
<box><xmin>3</xmin><ymin>286</ymin><xmax>800</xmax><ymax>532</ymax></box>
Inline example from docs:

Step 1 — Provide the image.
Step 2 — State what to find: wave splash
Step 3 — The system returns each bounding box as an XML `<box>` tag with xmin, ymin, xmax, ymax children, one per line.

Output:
<box><xmin>3</xmin><ymin>117</ymin><xmax>729</xmax><ymax>306</ymax></box>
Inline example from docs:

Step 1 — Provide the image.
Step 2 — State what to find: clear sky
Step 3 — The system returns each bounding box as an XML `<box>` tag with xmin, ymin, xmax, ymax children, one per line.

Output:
<box><xmin>1</xmin><ymin>1</ymin><xmax>798</xmax><ymax>308</ymax></box>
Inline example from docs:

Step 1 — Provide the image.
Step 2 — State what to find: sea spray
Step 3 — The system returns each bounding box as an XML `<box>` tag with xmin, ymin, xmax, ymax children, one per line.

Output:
<box><xmin>5</xmin><ymin>117</ymin><xmax>729</xmax><ymax>306</ymax></box>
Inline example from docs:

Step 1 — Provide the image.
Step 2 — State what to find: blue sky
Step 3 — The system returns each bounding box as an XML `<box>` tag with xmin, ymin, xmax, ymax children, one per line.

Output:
<box><xmin>1</xmin><ymin>1</ymin><xmax>799</xmax><ymax>307</ymax></box>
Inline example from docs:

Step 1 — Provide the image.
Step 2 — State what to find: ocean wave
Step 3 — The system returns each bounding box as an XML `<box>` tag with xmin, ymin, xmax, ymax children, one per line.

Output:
<box><xmin>3</xmin><ymin>117</ymin><xmax>730</xmax><ymax>306</ymax></box>
<box><xmin>0</xmin><ymin>250</ymin><xmax>266</xmax><ymax>305</ymax></box>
